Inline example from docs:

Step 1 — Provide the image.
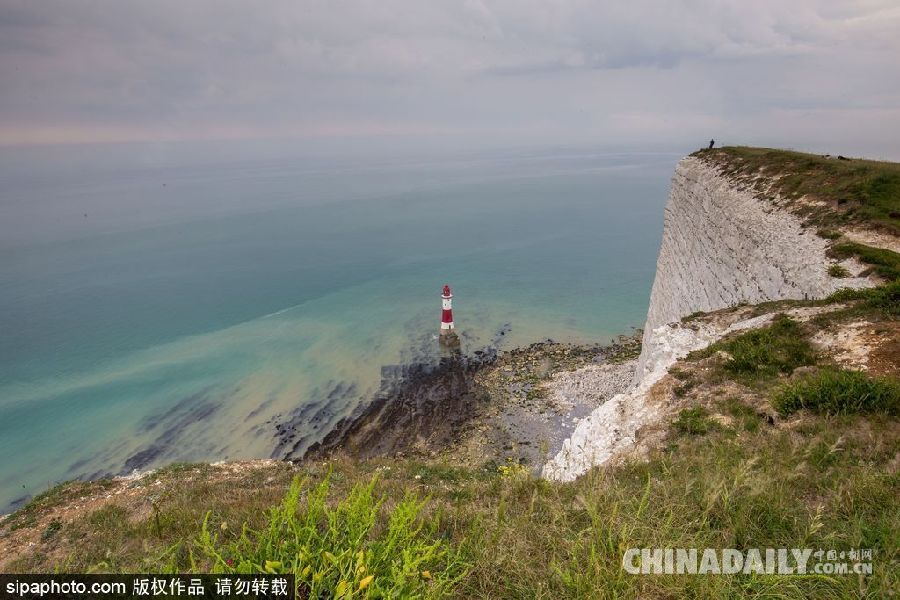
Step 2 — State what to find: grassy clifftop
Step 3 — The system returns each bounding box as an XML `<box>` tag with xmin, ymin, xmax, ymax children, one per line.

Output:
<box><xmin>694</xmin><ymin>146</ymin><xmax>900</xmax><ymax>235</ymax></box>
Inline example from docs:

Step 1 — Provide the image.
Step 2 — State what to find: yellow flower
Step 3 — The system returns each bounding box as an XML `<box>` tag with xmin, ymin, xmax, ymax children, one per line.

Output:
<box><xmin>421</xmin><ymin>570</ymin><xmax>432</xmax><ymax>580</ymax></box>
<box><xmin>335</xmin><ymin>581</ymin><xmax>348</xmax><ymax>595</ymax></box>
<box><xmin>357</xmin><ymin>575</ymin><xmax>374</xmax><ymax>592</ymax></box>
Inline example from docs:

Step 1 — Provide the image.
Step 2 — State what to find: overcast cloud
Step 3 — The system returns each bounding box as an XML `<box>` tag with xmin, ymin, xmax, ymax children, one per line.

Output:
<box><xmin>1</xmin><ymin>0</ymin><xmax>899</xmax><ymax>156</ymax></box>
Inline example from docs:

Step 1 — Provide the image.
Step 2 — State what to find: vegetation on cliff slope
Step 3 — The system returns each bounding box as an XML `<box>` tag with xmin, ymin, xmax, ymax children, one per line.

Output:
<box><xmin>829</xmin><ymin>241</ymin><xmax>900</xmax><ymax>281</ymax></box>
<box><xmin>687</xmin><ymin>314</ymin><xmax>817</xmax><ymax>385</ymax></box>
<box><xmin>694</xmin><ymin>146</ymin><xmax>900</xmax><ymax>234</ymax></box>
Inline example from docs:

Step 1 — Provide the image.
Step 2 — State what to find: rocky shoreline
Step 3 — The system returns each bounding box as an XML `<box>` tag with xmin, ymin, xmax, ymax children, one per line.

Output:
<box><xmin>293</xmin><ymin>333</ymin><xmax>642</xmax><ymax>471</ymax></box>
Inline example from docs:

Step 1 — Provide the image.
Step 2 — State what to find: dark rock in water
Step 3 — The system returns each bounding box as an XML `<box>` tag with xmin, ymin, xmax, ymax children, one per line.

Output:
<box><xmin>123</xmin><ymin>445</ymin><xmax>165</xmax><ymax>472</ymax></box>
<box><xmin>7</xmin><ymin>494</ymin><xmax>31</xmax><ymax>512</ymax></box>
<box><xmin>120</xmin><ymin>388</ymin><xmax>221</xmax><ymax>472</ymax></box>
<box><xmin>302</xmin><ymin>352</ymin><xmax>494</xmax><ymax>460</ymax></box>
<box><xmin>270</xmin><ymin>380</ymin><xmax>360</xmax><ymax>459</ymax></box>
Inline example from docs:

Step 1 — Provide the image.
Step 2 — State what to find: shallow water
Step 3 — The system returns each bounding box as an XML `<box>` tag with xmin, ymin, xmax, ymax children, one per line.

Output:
<box><xmin>0</xmin><ymin>143</ymin><xmax>675</xmax><ymax>510</ymax></box>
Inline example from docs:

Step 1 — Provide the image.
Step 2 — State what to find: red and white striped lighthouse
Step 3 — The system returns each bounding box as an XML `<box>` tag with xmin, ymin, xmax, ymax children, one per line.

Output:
<box><xmin>439</xmin><ymin>284</ymin><xmax>459</xmax><ymax>345</ymax></box>
<box><xmin>440</xmin><ymin>284</ymin><xmax>454</xmax><ymax>333</ymax></box>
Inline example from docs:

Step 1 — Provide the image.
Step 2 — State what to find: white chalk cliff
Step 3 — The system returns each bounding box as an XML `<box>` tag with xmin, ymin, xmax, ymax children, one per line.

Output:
<box><xmin>543</xmin><ymin>154</ymin><xmax>871</xmax><ymax>482</ymax></box>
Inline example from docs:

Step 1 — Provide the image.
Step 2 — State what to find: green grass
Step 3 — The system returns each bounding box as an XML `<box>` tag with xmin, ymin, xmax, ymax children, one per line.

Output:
<box><xmin>773</xmin><ymin>368</ymin><xmax>900</xmax><ymax>417</ymax></box>
<box><xmin>829</xmin><ymin>242</ymin><xmax>900</xmax><ymax>281</ymax></box>
<box><xmin>694</xmin><ymin>147</ymin><xmax>900</xmax><ymax>234</ymax></box>
<box><xmin>688</xmin><ymin>314</ymin><xmax>818</xmax><ymax>385</ymax></box>
<box><xmin>195</xmin><ymin>474</ymin><xmax>465</xmax><ymax>598</ymax></box>
<box><xmin>823</xmin><ymin>280</ymin><xmax>900</xmax><ymax>318</ymax></box>
<box><xmin>674</xmin><ymin>407</ymin><xmax>715</xmax><ymax>435</ymax></box>
<box><xmin>718</xmin><ymin>397</ymin><xmax>763</xmax><ymax>433</ymax></box>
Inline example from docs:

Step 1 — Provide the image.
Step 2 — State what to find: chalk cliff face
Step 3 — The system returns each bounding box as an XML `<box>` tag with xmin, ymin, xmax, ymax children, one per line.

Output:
<box><xmin>544</xmin><ymin>154</ymin><xmax>871</xmax><ymax>481</ymax></box>
<box><xmin>634</xmin><ymin>155</ymin><xmax>868</xmax><ymax>381</ymax></box>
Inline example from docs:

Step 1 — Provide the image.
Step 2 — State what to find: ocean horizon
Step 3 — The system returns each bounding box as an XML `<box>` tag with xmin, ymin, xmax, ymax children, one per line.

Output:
<box><xmin>0</xmin><ymin>142</ymin><xmax>676</xmax><ymax>511</ymax></box>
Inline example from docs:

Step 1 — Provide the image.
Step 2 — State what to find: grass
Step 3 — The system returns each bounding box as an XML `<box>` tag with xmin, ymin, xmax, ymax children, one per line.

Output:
<box><xmin>829</xmin><ymin>242</ymin><xmax>900</xmax><ymax>281</ymax></box>
<box><xmin>694</xmin><ymin>147</ymin><xmax>900</xmax><ymax>234</ymax></box>
<box><xmin>5</xmin><ymin>411</ymin><xmax>897</xmax><ymax>598</ymax></box>
<box><xmin>716</xmin><ymin>397</ymin><xmax>764</xmax><ymax>433</ymax></box>
<box><xmin>674</xmin><ymin>407</ymin><xmax>716</xmax><ymax>435</ymax></box>
<box><xmin>7</xmin><ymin>478</ymin><xmax>116</xmax><ymax>531</ymax></box>
<box><xmin>822</xmin><ymin>279</ymin><xmax>900</xmax><ymax>319</ymax></box>
<box><xmin>688</xmin><ymin>314</ymin><xmax>817</xmax><ymax>385</ymax></box>
<box><xmin>773</xmin><ymin>368</ymin><xmax>900</xmax><ymax>417</ymax></box>
<box><xmin>195</xmin><ymin>474</ymin><xmax>465</xmax><ymax>598</ymax></box>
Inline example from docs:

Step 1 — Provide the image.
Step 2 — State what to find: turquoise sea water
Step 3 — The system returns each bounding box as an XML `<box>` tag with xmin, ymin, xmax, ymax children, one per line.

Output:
<box><xmin>0</xmin><ymin>144</ymin><xmax>675</xmax><ymax>511</ymax></box>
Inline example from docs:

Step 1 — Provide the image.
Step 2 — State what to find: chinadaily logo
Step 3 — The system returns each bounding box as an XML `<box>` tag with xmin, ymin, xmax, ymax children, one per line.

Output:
<box><xmin>622</xmin><ymin>548</ymin><xmax>874</xmax><ymax>575</ymax></box>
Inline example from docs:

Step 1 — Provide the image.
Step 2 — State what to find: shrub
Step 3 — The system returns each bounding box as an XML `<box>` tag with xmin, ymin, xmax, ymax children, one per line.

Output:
<box><xmin>773</xmin><ymin>368</ymin><xmax>900</xmax><ymax>416</ymax></box>
<box><xmin>828</xmin><ymin>264</ymin><xmax>850</xmax><ymax>278</ymax></box>
<box><xmin>195</xmin><ymin>475</ymin><xmax>466</xmax><ymax>598</ymax></box>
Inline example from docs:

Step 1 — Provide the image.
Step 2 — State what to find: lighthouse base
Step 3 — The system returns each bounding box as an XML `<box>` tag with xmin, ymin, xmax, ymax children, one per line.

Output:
<box><xmin>439</xmin><ymin>330</ymin><xmax>460</xmax><ymax>347</ymax></box>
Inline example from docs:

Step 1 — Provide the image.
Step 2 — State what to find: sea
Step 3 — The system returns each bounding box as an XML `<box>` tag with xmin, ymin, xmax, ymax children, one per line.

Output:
<box><xmin>0</xmin><ymin>141</ymin><xmax>678</xmax><ymax>511</ymax></box>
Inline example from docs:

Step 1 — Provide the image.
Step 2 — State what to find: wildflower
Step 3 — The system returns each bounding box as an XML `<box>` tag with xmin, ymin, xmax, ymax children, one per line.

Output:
<box><xmin>358</xmin><ymin>575</ymin><xmax>374</xmax><ymax>591</ymax></box>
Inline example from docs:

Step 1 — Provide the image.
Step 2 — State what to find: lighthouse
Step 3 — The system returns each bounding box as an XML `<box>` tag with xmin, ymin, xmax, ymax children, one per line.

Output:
<box><xmin>440</xmin><ymin>284</ymin><xmax>459</xmax><ymax>346</ymax></box>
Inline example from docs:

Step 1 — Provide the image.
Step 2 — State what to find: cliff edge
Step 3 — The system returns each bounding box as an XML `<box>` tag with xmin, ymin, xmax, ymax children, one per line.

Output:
<box><xmin>544</xmin><ymin>148</ymin><xmax>894</xmax><ymax>480</ymax></box>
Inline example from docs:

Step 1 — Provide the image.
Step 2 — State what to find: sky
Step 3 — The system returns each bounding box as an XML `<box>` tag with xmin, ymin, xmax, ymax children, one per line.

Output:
<box><xmin>2</xmin><ymin>0</ymin><xmax>900</xmax><ymax>158</ymax></box>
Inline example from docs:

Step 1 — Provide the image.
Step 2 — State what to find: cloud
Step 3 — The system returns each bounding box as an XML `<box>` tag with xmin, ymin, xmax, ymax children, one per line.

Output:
<box><xmin>0</xmin><ymin>0</ymin><xmax>898</xmax><ymax>155</ymax></box>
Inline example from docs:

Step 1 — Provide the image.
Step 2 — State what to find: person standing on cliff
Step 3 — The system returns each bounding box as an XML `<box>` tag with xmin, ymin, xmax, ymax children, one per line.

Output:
<box><xmin>708</xmin><ymin>139</ymin><xmax>715</xmax><ymax>149</ymax></box>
